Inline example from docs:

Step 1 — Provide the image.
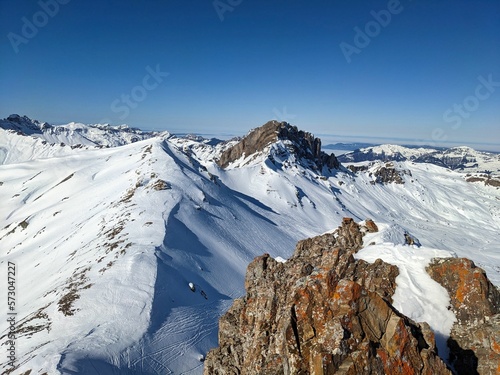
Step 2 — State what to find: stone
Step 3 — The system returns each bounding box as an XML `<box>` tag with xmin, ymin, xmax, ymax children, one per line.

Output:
<box><xmin>204</xmin><ymin>219</ymin><xmax>452</xmax><ymax>374</ymax></box>
<box><xmin>364</xmin><ymin>219</ymin><xmax>379</xmax><ymax>233</ymax></box>
<box><xmin>427</xmin><ymin>258</ymin><xmax>500</xmax><ymax>374</ymax></box>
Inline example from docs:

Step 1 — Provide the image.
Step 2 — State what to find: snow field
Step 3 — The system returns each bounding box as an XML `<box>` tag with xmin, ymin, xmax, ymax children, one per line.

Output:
<box><xmin>0</xmin><ymin>127</ymin><xmax>499</xmax><ymax>374</ymax></box>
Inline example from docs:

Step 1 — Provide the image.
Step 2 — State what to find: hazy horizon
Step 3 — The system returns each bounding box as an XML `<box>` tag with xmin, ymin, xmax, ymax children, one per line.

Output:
<box><xmin>1</xmin><ymin>1</ymin><xmax>499</xmax><ymax>151</ymax></box>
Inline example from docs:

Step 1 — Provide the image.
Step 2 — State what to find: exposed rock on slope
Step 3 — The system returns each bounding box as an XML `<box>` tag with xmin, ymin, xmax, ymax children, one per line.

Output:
<box><xmin>466</xmin><ymin>174</ymin><xmax>500</xmax><ymax>189</ymax></box>
<box><xmin>347</xmin><ymin>162</ymin><xmax>412</xmax><ymax>185</ymax></box>
<box><xmin>217</xmin><ymin>120</ymin><xmax>339</xmax><ymax>170</ymax></box>
<box><xmin>427</xmin><ymin>258</ymin><xmax>500</xmax><ymax>374</ymax></box>
<box><xmin>372</xmin><ymin>162</ymin><xmax>411</xmax><ymax>185</ymax></box>
<box><xmin>204</xmin><ymin>219</ymin><xmax>451</xmax><ymax>374</ymax></box>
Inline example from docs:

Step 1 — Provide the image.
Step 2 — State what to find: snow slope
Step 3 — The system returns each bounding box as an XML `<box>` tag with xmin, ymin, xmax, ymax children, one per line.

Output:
<box><xmin>356</xmin><ymin>223</ymin><xmax>457</xmax><ymax>360</ymax></box>
<box><xmin>1</xmin><ymin>119</ymin><xmax>499</xmax><ymax>374</ymax></box>
<box><xmin>0</xmin><ymin>114</ymin><xmax>160</xmax><ymax>159</ymax></box>
<box><xmin>339</xmin><ymin>143</ymin><xmax>500</xmax><ymax>175</ymax></box>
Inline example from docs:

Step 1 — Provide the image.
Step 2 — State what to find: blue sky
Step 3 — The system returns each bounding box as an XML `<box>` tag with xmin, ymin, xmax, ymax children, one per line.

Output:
<box><xmin>1</xmin><ymin>1</ymin><xmax>499</xmax><ymax>150</ymax></box>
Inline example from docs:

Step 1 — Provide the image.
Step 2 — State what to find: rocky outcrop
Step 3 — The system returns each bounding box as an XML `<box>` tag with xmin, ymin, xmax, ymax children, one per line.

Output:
<box><xmin>427</xmin><ymin>258</ymin><xmax>500</xmax><ymax>374</ymax></box>
<box><xmin>204</xmin><ymin>219</ymin><xmax>451</xmax><ymax>374</ymax></box>
<box><xmin>217</xmin><ymin>121</ymin><xmax>339</xmax><ymax>170</ymax></box>
<box><xmin>347</xmin><ymin>162</ymin><xmax>412</xmax><ymax>185</ymax></box>
<box><xmin>466</xmin><ymin>174</ymin><xmax>500</xmax><ymax>188</ymax></box>
<box><xmin>372</xmin><ymin>163</ymin><xmax>411</xmax><ymax>185</ymax></box>
<box><xmin>364</xmin><ymin>219</ymin><xmax>379</xmax><ymax>233</ymax></box>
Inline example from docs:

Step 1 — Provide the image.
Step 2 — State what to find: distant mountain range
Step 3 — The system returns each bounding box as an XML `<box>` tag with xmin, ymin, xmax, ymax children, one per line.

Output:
<box><xmin>338</xmin><ymin>143</ymin><xmax>500</xmax><ymax>176</ymax></box>
<box><xmin>1</xmin><ymin>116</ymin><xmax>499</xmax><ymax>374</ymax></box>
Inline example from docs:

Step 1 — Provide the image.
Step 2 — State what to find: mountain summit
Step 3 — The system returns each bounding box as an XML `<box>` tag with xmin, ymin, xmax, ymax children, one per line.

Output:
<box><xmin>217</xmin><ymin>120</ymin><xmax>340</xmax><ymax>171</ymax></box>
<box><xmin>1</xmin><ymin>116</ymin><xmax>499</xmax><ymax>374</ymax></box>
<box><xmin>0</xmin><ymin>114</ymin><xmax>158</xmax><ymax>148</ymax></box>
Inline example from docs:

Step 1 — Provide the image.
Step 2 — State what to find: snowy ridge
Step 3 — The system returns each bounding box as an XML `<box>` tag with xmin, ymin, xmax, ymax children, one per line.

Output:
<box><xmin>0</xmin><ymin>127</ymin><xmax>83</xmax><ymax>165</ymax></box>
<box><xmin>364</xmin><ymin>144</ymin><xmax>436</xmax><ymax>159</ymax></box>
<box><xmin>339</xmin><ymin>144</ymin><xmax>438</xmax><ymax>162</ymax></box>
<box><xmin>339</xmin><ymin>143</ymin><xmax>500</xmax><ymax>175</ymax></box>
<box><xmin>1</xmin><ymin>117</ymin><xmax>499</xmax><ymax>374</ymax></box>
<box><xmin>0</xmin><ymin>114</ymin><xmax>161</xmax><ymax>153</ymax></box>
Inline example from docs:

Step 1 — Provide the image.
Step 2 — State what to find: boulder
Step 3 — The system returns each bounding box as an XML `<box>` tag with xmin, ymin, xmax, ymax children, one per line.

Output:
<box><xmin>427</xmin><ymin>258</ymin><xmax>500</xmax><ymax>374</ymax></box>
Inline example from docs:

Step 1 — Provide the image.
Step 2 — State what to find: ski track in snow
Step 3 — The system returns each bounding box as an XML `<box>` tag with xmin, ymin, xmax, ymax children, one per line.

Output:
<box><xmin>0</xmin><ymin>124</ymin><xmax>499</xmax><ymax>374</ymax></box>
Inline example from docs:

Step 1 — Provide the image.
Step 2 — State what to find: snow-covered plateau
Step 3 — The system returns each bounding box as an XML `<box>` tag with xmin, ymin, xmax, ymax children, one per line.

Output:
<box><xmin>0</xmin><ymin>116</ymin><xmax>499</xmax><ymax>374</ymax></box>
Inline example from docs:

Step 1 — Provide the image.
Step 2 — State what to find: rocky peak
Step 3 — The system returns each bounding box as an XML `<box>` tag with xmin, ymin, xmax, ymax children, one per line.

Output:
<box><xmin>2</xmin><ymin>114</ymin><xmax>51</xmax><ymax>134</ymax></box>
<box><xmin>204</xmin><ymin>219</ymin><xmax>452</xmax><ymax>374</ymax></box>
<box><xmin>217</xmin><ymin>120</ymin><xmax>340</xmax><ymax>171</ymax></box>
<box><xmin>205</xmin><ymin>219</ymin><xmax>500</xmax><ymax>374</ymax></box>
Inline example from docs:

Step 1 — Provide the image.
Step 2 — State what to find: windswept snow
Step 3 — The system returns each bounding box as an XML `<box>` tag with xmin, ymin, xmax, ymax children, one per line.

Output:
<box><xmin>356</xmin><ymin>225</ymin><xmax>457</xmax><ymax>361</ymax></box>
<box><xmin>1</xmin><ymin>118</ymin><xmax>499</xmax><ymax>374</ymax></box>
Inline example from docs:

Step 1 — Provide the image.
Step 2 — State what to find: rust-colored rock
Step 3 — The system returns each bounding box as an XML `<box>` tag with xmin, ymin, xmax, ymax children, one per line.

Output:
<box><xmin>427</xmin><ymin>258</ymin><xmax>500</xmax><ymax>324</ymax></box>
<box><xmin>427</xmin><ymin>258</ymin><xmax>500</xmax><ymax>374</ymax></box>
<box><xmin>204</xmin><ymin>219</ymin><xmax>451</xmax><ymax>374</ymax></box>
<box><xmin>364</xmin><ymin>219</ymin><xmax>379</xmax><ymax>233</ymax></box>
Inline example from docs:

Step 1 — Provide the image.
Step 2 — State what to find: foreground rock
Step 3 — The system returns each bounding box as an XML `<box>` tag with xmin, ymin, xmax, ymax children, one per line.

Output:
<box><xmin>427</xmin><ymin>258</ymin><xmax>500</xmax><ymax>374</ymax></box>
<box><xmin>204</xmin><ymin>219</ymin><xmax>451</xmax><ymax>374</ymax></box>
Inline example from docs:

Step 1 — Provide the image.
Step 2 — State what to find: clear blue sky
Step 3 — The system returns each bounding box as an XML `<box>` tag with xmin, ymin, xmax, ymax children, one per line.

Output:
<box><xmin>1</xmin><ymin>1</ymin><xmax>499</xmax><ymax>150</ymax></box>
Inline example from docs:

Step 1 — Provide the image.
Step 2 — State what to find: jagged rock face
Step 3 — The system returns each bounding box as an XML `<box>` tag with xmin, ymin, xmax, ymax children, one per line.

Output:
<box><xmin>204</xmin><ymin>219</ymin><xmax>450</xmax><ymax>375</ymax></box>
<box><xmin>427</xmin><ymin>258</ymin><xmax>500</xmax><ymax>324</ymax></box>
<box><xmin>217</xmin><ymin>120</ymin><xmax>339</xmax><ymax>170</ymax></box>
<box><xmin>427</xmin><ymin>258</ymin><xmax>500</xmax><ymax>374</ymax></box>
<box><xmin>3</xmin><ymin>114</ymin><xmax>50</xmax><ymax>134</ymax></box>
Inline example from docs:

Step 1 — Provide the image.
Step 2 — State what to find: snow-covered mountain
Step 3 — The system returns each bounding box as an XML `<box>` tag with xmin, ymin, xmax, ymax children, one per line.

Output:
<box><xmin>0</xmin><ymin>114</ymin><xmax>167</xmax><ymax>169</ymax></box>
<box><xmin>339</xmin><ymin>143</ymin><xmax>500</xmax><ymax>175</ymax></box>
<box><xmin>1</xmin><ymin>117</ymin><xmax>499</xmax><ymax>374</ymax></box>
